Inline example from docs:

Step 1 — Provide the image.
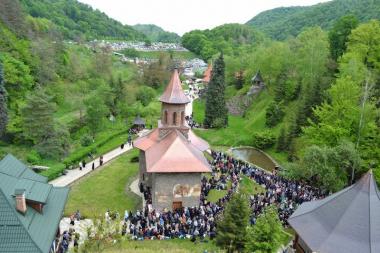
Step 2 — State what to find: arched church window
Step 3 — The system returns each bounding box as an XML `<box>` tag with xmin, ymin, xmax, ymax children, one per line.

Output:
<box><xmin>173</xmin><ymin>112</ymin><xmax>177</xmax><ymax>125</ymax></box>
<box><xmin>164</xmin><ymin>110</ymin><xmax>168</xmax><ymax>124</ymax></box>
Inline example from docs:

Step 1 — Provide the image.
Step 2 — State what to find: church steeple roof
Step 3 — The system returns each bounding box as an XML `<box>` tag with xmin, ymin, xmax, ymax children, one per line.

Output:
<box><xmin>159</xmin><ymin>69</ymin><xmax>190</xmax><ymax>104</ymax></box>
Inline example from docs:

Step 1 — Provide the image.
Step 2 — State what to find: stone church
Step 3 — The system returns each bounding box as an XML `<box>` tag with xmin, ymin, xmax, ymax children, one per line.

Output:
<box><xmin>134</xmin><ymin>69</ymin><xmax>211</xmax><ymax>211</ymax></box>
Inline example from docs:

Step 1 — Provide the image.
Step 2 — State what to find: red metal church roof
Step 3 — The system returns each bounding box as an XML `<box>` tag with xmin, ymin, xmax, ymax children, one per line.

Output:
<box><xmin>203</xmin><ymin>65</ymin><xmax>212</xmax><ymax>83</ymax></box>
<box><xmin>159</xmin><ymin>69</ymin><xmax>190</xmax><ymax>104</ymax></box>
<box><xmin>134</xmin><ymin>130</ymin><xmax>210</xmax><ymax>173</ymax></box>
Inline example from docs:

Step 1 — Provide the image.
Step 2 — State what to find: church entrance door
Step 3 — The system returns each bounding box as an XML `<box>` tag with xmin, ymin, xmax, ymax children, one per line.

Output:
<box><xmin>172</xmin><ymin>201</ymin><xmax>182</xmax><ymax>210</ymax></box>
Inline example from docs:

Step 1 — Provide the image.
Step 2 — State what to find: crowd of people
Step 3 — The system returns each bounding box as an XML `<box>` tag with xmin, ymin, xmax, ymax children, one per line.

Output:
<box><xmin>58</xmin><ymin>211</ymin><xmax>81</xmax><ymax>252</ymax></box>
<box><xmin>185</xmin><ymin>115</ymin><xmax>201</xmax><ymax>129</ymax></box>
<box><xmin>122</xmin><ymin>151</ymin><xmax>326</xmax><ymax>242</ymax></box>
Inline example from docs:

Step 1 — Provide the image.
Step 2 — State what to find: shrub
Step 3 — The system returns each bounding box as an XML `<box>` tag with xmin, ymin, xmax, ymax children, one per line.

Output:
<box><xmin>81</xmin><ymin>134</ymin><xmax>93</xmax><ymax>147</ymax></box>
<box><xmin>265</xmin><ymin>102</ymin><xmax>285</xmax><ymax>127</ymax></box>
<box><xmin>130</xmin><ymin>156</ymin><xmax>139</xmax><ymax>163</ymax></box>
<box><xmin>63</xmin><ymin>128</ymin><xmax>128</xmax><ymax>167</ymax></box>
<box><xmin>212</xmin><ymin>117</ymin><xmax>227</xmax><ymax>129</ymax></box>
<box><xmin>136</xmin><ymin>86</ymin><xmax>156</xmax><ymax>106</ymax></box>
<box><xmin>27</xmin><ymin>150</ymin><xmax>42</xmax><ymax>164</ymax></box>
<box><xmin>252</xmin><ymin>131</ymin><xmax>276</xmax><ymax>149</ymax></box>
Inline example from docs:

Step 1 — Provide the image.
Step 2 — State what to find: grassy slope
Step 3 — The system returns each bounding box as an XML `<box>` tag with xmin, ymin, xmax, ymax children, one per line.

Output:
<box><xmin>240</xmin><ymin>175</ymin><xmax>265</xmax><ymax>196</ymax></box>
<box><xmin>206</xmin><ymin>176</ymin><xmax>265</xmax><ymax>203</ymax></box>
<box><xmin>64</xmin><ymin>149</ymin><xmax>141</xmax><ymax>218</ymax></box>
<box><xmin>194</xmin><ymin>89</ymin><xmax>273</xmax><ymax>147</ymax></box>
<box><xmin>193</xmin><ymin>86</ymin><xmax>298</xmax><ymax>166</ymax></box>
<box><xmin>88</xmin><ymin>238</ymin><xmax>222</xmax><ymax>253</ymax></box>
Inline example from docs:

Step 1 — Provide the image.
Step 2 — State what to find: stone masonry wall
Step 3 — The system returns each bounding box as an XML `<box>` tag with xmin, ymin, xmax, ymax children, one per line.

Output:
<box><xmin>152</xmin><ymin>173</ymin><xmax>202</xmax><ymax>211</ymax></box>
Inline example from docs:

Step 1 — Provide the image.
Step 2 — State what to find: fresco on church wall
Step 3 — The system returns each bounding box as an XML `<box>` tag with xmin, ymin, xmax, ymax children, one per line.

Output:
<box><xmin>173</xmin><ymin>184</ymin><xmax>201</xmax><ymax>198</ymax></box>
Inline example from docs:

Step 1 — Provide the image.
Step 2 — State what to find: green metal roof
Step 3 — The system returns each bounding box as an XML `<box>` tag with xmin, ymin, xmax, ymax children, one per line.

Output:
<box><xmin>14</xmin><ymin>179</ymin><xmax>52</xmax><ymax>204</ymax></box>
<box><xmin>0</xmin><ymin>154</ymin><xmax>69</xmax><ymax>253</ymax></box>
<box><xmin>0</xmin><ymin>189</ymin><xmax>41</xmax><ymax>253</ymax></box>
<box><xmin>0</xmin><ymin>154</ymin><xmax>47</xmax><ymax>183</ymax></box>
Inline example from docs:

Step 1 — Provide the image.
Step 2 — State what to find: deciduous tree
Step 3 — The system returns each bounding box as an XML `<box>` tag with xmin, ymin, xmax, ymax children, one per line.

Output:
<box><xmin>85</xmin><ymin>94</ymin><xmax>108</xmax><ymax>138</ymax></box>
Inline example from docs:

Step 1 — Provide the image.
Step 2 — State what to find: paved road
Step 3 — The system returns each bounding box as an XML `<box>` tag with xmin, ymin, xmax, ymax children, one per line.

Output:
<box><xmin>50</xmin><ymin>130</ymin><xmax>149</xmax><ymax>187</ymax></box>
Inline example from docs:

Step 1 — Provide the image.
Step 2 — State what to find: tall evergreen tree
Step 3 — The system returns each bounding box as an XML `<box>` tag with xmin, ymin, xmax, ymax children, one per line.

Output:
<box><xmin>245</xmin><ymin>206</ymin><xmax>286</xmax><ymax>253</ymax></box>
<box><xmin>0</xmin><ymin>62</ymin><xmax>8</xmax><ymax>137</ymax></box>
<box><xmin>329</xmin><ymin>15</ymin><xmax>359</xmax><ymax>61</ymax></box>
<box><xmin>204</xmin><ymin>53</ymin><xmax>228</xmax><ymax>128</ymax></box>
<box><xmin>216</xmin><ymin>193</ymin><xmax>250</xmax><ymax>252</ymax></box>
<box><xmin>21</xmin><ymin>88</ymin><xmax>55</xmax><ymax>144</ymax></box>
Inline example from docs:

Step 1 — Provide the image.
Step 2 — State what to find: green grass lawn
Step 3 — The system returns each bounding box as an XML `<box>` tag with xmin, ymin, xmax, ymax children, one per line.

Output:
<box><xmin>206</xmin><ymin>175</ymin><xmax>265</xmax><ymax>203</ymax></box>
<box><xmin>85</xmin><ymin>238</ymin><xmax>223</xmax><ymax>253</ymax></box>
<box><xmin>207</xmin><ymin>189</ymin><xmax>227</xmax><ymax>203</ymax></box>
<box><xmin>64</xmin><ymin>149</ymin><xmax>141</xmax><ymax>218</ymax></box>
<box><xmin>240</xmin><ymin>175</ymin><xmax>265</xmax><ymax>196</ymax></box>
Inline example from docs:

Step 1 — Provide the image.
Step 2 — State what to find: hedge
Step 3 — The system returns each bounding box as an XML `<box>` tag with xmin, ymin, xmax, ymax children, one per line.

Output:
<box><xmin>42</xmin><ymin>128</ymin><xmax>130</xmax><ymax>181</ymax></box>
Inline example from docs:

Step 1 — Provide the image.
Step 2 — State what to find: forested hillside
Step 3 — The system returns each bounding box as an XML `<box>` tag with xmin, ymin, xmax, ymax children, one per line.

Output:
<box><xmin>0</xmin><ymin>0</ymin><xmax>174</xmax><ymax>180</ymax></box>
<box><xmin>181</xmin><ymin>23</ymin><xmax>264</xmax><ymax>60</ymax></box>
<box><xmin>18</xmin><ymin>0</ymin><xmax>146</xmax><ymax>40</ymax></box>
<box><xmin>133</xmin><ymin>24</ymin><xmax>180</xmax><ymax>43</ymax></box>
<box><xmin>191</xmin><ymin>14</ymin><xmax>380</xmax><ymax>190</ymax></box>
<box><xmin>246</xmin><ymin>0</ymin><xmax>380</xmax><ymax>40</ymax></box>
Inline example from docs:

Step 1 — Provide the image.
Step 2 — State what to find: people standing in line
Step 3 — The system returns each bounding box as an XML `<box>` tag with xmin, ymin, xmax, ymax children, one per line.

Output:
<box><xmin>121</xmin><ymin>143</ymin><xmax>125</xmax><ymax>149</ymax></box>
<box><xmin>82</xmin><ymin>159</ymin><xmax>86</xmax><ymax>169</ymax></box>
<box><xmin>99</xmin><ymin>156</ymin><xmax>104</xmax><ymax>166</ymax></box>
<box><xmin>79</xmin><ymin>161</ymin><xmax>82</xmax><ymax>171</ymax></box>
<box><xmin>92</xmin><ymin>162</ymin><xmax>95</xmax><ymax>170</ymax></box>
<box><xmin>128</xmin><ymin>135</ymin><xmax>132</xmax><ymax>146</ymax></box>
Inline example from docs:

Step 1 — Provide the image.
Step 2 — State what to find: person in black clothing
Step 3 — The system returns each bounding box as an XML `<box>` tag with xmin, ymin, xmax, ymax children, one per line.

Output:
<box><xmin>92</xmin><ymin>162</ymin><xmax>95</xmax><ymax>170</ymax></box>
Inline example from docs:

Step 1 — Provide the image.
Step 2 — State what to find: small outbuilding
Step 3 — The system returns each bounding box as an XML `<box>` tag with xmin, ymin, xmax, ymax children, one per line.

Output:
<box><xmin>133</xmin><ymin>115</ymin><xmax>145</xmax><ymax>131</ymax></box>
<box><xmin>203</xmin><ymin>65</ymin><xmax>212</xmax><ymax>84</ymax></box>
<box><xmin>288</xmin><ymin>170</ymin><xmax>380</xmax><ymax>253</ymax></box>
<box><xmin>247</xmin><ymin>70</ymin><xmax>265</xmax><ymax>96</ymax></box>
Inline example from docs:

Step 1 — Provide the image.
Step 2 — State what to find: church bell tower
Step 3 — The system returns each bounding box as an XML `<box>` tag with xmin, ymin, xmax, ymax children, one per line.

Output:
<box><xmin>158</xmin><ymin>69</ymin><xmax>190</xmax><ymax>138</ymax></box>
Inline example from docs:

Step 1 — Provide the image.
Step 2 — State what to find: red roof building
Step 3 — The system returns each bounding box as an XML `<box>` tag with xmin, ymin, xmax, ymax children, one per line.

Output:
<box><xmin>134</xmin><ymin>69</ymin><xmax>211</xmax><ymax>211</ymax></box>
<box><xmin>203</xmin><ymin>65</ymin><xmax>212</xmax><ymax>84</ymax></box>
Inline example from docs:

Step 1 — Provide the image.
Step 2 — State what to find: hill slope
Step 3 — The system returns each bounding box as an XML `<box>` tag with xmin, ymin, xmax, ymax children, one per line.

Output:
<box><xmin>19</xmin><ymin>0</ymin><xmax>146</xmax><ymax>40</ymax></box>
<box><xmin>182</xmin><ymin>23</ymin><xmax>264</xmax><ymax>60</ymax></box>
<box><xmin>133</xmin><ymin>24</ymin><xmax>180</xmax><ymax>43</ymax></box>
<box><xmin>247</xmin><ymin>0</ymin><xmax>380</xmax><ymax>39</ymax></box>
